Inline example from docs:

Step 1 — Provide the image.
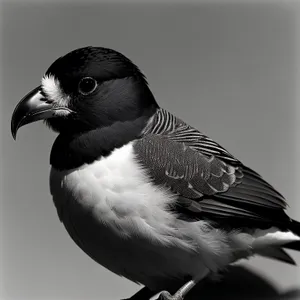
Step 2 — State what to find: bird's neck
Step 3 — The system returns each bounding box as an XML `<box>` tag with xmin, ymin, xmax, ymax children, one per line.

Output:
<box><xmin>50</xmin><ymin>109</ymin><xmax>157</xmax><ymax>170</ymax></box>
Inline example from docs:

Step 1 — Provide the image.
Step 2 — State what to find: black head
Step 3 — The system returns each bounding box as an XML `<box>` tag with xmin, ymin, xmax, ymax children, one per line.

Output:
<box><xmin>44</xmin><ymin>46</ymin><xmax>158</xmax><ymax>133</ymax></box>
<box><xmin>11</xmin><ymin>46</ymin><xmax>159</xmax><ymax>137</ymax></box>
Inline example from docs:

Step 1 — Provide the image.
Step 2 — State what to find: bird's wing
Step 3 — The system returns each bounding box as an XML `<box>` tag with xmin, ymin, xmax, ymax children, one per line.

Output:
<box><xmin>134</xmin><ymin>109</ymin><xmax>290</xmax><ymax>229</ymax></box>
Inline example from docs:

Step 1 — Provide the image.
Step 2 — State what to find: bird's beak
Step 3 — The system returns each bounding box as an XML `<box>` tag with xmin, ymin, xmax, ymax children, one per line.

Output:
<box><xmin>11</xmin><ymin>86</ymin><xmax>54</xmax><ymax>139</ymax></box>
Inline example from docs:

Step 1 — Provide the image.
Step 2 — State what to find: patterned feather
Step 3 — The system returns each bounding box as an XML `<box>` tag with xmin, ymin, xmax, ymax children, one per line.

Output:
<box><xmin>135</xmin><ymin>108</ymin><xmax>291</xmax><ymax>230</ymax></box>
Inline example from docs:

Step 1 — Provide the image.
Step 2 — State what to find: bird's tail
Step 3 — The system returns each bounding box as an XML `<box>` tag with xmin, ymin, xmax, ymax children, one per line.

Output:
<box><xmin>253</xmin><ymin>220</ymin><xmax>300</xmax><ymax>265</ymax></box>
<box><xmin>256</xmin><ymin>247</ymin><xmax>297</xmax><ymax>265</ymax></box>
<box><xmin>290</xmin><ymin>219</ymin><xmax>300</xmax><ymax>237</ymax></box>
<box><xmin>282</xmin><ymin>219</ymin><xmax>300</xmax><ymax>252</ymax></box>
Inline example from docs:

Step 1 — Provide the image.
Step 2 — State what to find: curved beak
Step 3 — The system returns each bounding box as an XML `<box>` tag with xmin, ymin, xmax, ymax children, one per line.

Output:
<box><xmin>11</xmin><ymin>86</ymin><xmax>54</xmax><ymax>139</ymax></box>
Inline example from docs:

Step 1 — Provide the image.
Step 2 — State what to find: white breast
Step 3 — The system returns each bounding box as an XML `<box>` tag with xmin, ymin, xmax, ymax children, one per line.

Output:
<box><xmin>49</xmin><ymin>143</ymin><xmax>232</xmax><ymax>289</ymax></box>
<box><xmin>50</xmin><ymin>143</ymin><xmax>177</xmax><ymax>235</ymax></box>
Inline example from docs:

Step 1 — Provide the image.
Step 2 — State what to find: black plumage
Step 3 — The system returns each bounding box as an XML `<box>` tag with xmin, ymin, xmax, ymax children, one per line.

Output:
<box><xmin>135</xmin><ymin>108</ymin><xmax>292</xmax><ymax>231</ymax></box>
<box><xmin>42</xmin><ymin>47</ymin><xmax>158</xmax><ymax>169</ymax></box>
<box><xmin>50</xmin><ymin>115</ymin><xmax>151</xmax><ymax>170</ymax></box>
<box><xmin>44</xmin><ymin>47</ymin><xmax>158</xmax><ymax>136</ymax></box>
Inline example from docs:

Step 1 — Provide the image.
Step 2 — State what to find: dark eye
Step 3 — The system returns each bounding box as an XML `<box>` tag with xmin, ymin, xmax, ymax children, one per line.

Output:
<box><xmin>78</xmin><ymin>77</ymin><xmax>97</xmax><ymax>95</ymax></box>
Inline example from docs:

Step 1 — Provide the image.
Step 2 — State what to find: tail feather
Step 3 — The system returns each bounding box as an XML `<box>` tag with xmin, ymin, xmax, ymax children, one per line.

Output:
<box><xmin>290</xmin><ymin>219</ymin><xmax>300</xmax><ymax>237</ymax></box>
<box><xmin>253</xmin><ymin>224</ymin><xmax>300</xmax><ymax>265</ymax></box>
<box><xmin>256</xmin><ymin>247</ymin><xmax>296</xmax><ymax>265</ymax></box>
<box><xmin>282</xmin><ymin>240</ymin><xmax>300</xmax><ymax>251</ymax></box>
<box><xmin>253</xmin><ymin>227</ymin><xmax>300</xmax><ymax>249</ymax></box>
<box><xmin>282</xmin><ymin>219</ymin><xmax>300</xmax><ymax>251</ymax></box>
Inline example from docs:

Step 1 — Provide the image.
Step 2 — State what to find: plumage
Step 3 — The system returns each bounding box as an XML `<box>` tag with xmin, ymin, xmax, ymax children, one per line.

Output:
<box><xmin>49</xmin><ymin>143</ymin><xmax>227</xmax><ymax>290</ymax></box>
<box><xmin>254</xmin><ymin>247</ymin><xmax>296</xmax><ymax>265</ymax></box>
<box><xmin>11</xmin><ymin>46</ymin><xmax>300</xmax><ymax>300</ymax></box>
<box><xmin>135</xmin><ymin>109</ymin><xmax>290</xmax><ymax>231</ymax></box>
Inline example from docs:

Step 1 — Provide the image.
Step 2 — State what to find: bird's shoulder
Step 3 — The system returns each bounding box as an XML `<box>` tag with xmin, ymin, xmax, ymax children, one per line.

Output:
<box><xmin>140</xmin><ymin>108</ymin><xmax>239</xmax><ymax>165</ymax></box>
<box><xmin>134</xmin><ymin>108</ymin><xmax>243</xmax><ymax>198</ymax></box>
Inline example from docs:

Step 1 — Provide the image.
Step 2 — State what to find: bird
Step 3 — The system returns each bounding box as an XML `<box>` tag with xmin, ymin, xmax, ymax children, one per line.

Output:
<box><xmin>11</xmin><ymin>46</ymin><xmax>300</xmax><ymax>300</ymax></box>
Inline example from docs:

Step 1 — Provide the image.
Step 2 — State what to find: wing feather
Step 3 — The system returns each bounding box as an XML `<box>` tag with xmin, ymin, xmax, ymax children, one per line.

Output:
<box><xmin>136</xmin><ymin>109</ymin><xmax>290</xmax><ymax>229</ymax></box>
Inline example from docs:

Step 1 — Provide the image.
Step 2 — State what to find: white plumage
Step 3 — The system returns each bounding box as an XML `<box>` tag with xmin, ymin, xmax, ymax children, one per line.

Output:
<box><xmin>42</xmin><ymin>74</ymin><xmax>70</xmax><ymax>107</ymax></box>
<box><xmin>49</xmin><ymin>142</ymin><xmax>299</xmax><ymax>291</ymax></box>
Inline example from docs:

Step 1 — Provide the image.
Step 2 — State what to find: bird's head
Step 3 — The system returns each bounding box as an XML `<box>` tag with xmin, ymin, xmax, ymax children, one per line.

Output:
<box><xmin>11</xmin><ymin>46</ymin><xmax>158</xmax><ymax>139</ymax></box>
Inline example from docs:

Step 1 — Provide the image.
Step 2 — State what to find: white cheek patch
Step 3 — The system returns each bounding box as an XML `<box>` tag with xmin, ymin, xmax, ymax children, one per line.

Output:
<box><xmin>41</xmin><ymin>74</ymin><xmax>70</xmax><ymax>107</ymax></box>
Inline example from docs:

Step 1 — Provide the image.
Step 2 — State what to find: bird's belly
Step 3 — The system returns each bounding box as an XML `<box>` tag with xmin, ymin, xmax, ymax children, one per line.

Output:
<box><xmin>57</xmin><ymin>198</ymin><xmax>201</xmax><ymax>289</ymax></box>
<box><xmin>49</xmin><ymin>145</ymin><xmax>212</xmax><ymax>289</ymax></box>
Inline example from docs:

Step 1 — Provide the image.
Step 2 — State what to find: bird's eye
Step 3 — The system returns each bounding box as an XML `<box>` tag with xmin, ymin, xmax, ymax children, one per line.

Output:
<box><xmin>78</xmin><ymin>77</ymin><xmax>97</xmax><ymax>95</ymax></box>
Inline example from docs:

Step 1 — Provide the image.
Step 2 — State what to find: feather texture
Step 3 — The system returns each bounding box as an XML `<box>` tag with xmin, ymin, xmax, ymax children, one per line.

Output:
<box><xmin>135</xmin><ymin>108</ymin><xmax>290</xmax><ymax>230</ymax></box>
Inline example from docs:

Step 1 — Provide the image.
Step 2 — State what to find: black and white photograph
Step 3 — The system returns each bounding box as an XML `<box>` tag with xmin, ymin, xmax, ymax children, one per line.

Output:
<box><xmin>1</xmin><ymin>1</ymin><xmax>300</xmax><ymax>299</ymax></box>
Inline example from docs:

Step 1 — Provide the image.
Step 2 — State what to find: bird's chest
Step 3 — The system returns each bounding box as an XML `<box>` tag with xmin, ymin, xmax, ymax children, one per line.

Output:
<box><xmin>50</xmin><ymin>143</ymin><xmax>173</xmax><ymax>224</ymax></box>
<box><xmin>49</xmin><ymin>144</ymin><xmax>187</xmax><ymax>286</ymax></box>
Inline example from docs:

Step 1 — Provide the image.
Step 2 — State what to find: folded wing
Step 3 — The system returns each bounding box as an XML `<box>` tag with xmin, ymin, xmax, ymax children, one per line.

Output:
<box><xmin>135</xmin><ymin>109</ymin><xmax>290</xmax><ymax>230</ymax></box>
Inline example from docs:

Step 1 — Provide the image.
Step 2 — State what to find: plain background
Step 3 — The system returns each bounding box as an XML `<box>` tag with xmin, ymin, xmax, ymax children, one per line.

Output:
<box><xmin>1</xmin><ymin>0</ymin><xmax>300</xmax><ymax>299</ymax></box>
